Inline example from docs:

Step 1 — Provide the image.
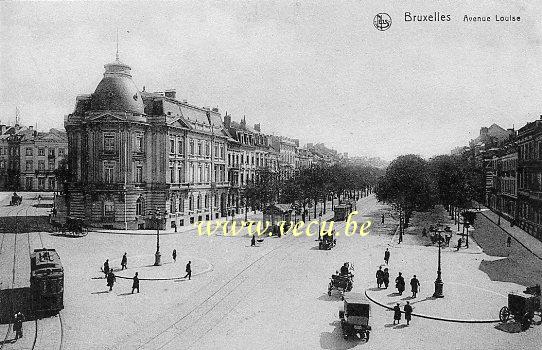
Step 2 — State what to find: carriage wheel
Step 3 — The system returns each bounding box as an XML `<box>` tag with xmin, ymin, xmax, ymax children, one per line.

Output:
<box><xmin>499</xmin><ymin>306</ymin><xmax>510</xmax><ymax>322</ymax></box>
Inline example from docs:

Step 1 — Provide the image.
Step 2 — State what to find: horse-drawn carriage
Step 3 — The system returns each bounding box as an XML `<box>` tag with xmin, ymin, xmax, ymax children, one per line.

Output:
<box><xmin>499</xmin><ymin>285</ymin><xmax>541</xmax><ymax>330</ymax></box>
<box><xmin>319</xmin><ymin>232</ymin><xmax>336</xmax><ymax>250</ymax></box>
<box><xmin>51</xmin><ymin>217</ymin><xmax>88</xmax><ymax>236</ymax></box>
<box><xmin>328</xmin><ymin>263</ymin><xmax>354</xmax><ymax>298</ymax></box>
<box><xmin>10</xmin><ymin>192</ymin><xmax>22</xmax><ymax>206</ymax></box>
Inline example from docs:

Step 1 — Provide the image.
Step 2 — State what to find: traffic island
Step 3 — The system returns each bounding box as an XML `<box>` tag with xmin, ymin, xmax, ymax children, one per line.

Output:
<box><xmin>111</xmin><ymin>254</ymin><xmax>213</xmax><ymax>281</ymax></box>
<box><xmin>365</xmin><ymin>282</ymin><xmax>505</xmax><ymax>323</ymax></box>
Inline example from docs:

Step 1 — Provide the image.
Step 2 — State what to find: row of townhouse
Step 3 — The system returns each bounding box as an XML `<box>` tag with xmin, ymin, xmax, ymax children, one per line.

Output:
<box><xmin>61</xmin><ymin>57</ymin><xmax>345</xmax><ymax>230</ymax></box>
<box><xmin>455</xmin><ymin>117</ymin><xmax>542</xmax><ymax>242</ymax></box>
<box><xmin>0</xmin><ymin>124</ymin><xmax>68</xmax><ymax>192</ymax></box>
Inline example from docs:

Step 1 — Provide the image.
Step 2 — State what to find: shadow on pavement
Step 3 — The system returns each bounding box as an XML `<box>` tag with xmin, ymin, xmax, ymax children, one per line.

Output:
<box><xmin>494</xmin><ymin>322</ymin><xmax>523</xmax><ymax>333</ymax></box>
<box><xmin>91</xmin><ymin>291</ymin><xmax>110</xmax><ymax>295</ymax></box>
<box><xmin>410</xmin><ymin>295</ymin><xmax>438</xmax><ymax>306</ymax></box>
<box><xmin>319</xmin><ymin>321</ymin><xmax>364</xmax><ymax>350</ymax></box>
<box><xmin>479</xmin><ymin>258</ymin><xmax>536</xmax><ymax>287</ymax></box>
<box><xmin>317</xmin><ymin>293</ymin><xmax>340</xmax><ymax>302</ymax></box>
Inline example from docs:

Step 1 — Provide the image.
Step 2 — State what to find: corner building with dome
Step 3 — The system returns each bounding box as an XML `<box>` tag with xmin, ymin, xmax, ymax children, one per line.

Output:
<box><xmin>64</xmin><ymin>58</ymin><xmax>233</xmax><ymax>230</ymax></box>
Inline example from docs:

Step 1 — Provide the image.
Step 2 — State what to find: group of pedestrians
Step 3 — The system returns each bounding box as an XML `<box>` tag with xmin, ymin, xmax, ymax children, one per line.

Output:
<box><xmin>375</xmin><ymin>248</ymin><xmax>421</xmax><ymax>326</ymax></box>
<box><xmin>101</xmin><ymin>251</ymin><xmax>192</xmax><ymax>293</ymax></box>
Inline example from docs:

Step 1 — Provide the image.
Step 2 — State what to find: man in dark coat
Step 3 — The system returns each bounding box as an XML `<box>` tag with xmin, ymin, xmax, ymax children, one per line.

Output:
<box><xmin>107</xmin><ymin>270</ymin><xmax>116</xmax><ymax>291</ymax></box>
<box><xmin>395</xmin><ymin>272</ymin><xmax>405</xmax><ymax>295</ymax></box>
<box><xmin>13</xmin><ymin>312</ymin><xmax>24</xmax><ymax>340</ymax></box>
<box><xmin>384</xmin><ymin>248</ymin><xmax>390</xmax><ymax>265</ymax></box>
<box><xmin>251</xmin><ymin>234</ymin><xmax>256</xmax><ymax>247</ymax></box>
<box><xmin>404</xmin><ymin>301</ymin><xmax>413</xmax><ymax>325</ymax></box>
<box><xmin>376</xmin><ymin>266</ymin><xmax>384</xmax><ymax>288</ymax></box>
<box><xmin>121</xmin><ymin>253</ymin><xmax>127</xmax><ymax>270</ymax></box>
<box><xmin>410</xmin><ymin>275</ymin><xmax>420</xmax><ymax>298</ymax></box>
<box><xmin>506</xmin><ymin>236</ymin><xmax>512</xmax><ymax>247</ymax></box>
<box><xmin>456</xmin><ymin>238</ymin><xmax>462</xmax><ymax>251</ymax></box>
<box><xmin>103</xmin><ymin>259</ymin><xmax>110</xmax><ymax>276</ymax></box>
<box><xmin>132</xmin><ymin>272</ymin><xmax>139</xmax><ymax>293</ymax></box>
<box><xmin>381</xmin><ymin>214</ymin><xmax>385</xmax><ymax>224</ymax></box>
<box><xmin>383</xmin><ymin>268</ymin><xmax>390</xmax><ymax>289</ymax></box>
<box><xmin>184</xmin><ymin>261</ymin><xmax>192</xmax><ymax>280</ymax></box>
<box><xmin>393</xmin><ymin>303</ymin><xmax>401</xmax><ymax>324</ymax></box>
<box><xmin>172</xmin><ymin>249</ymin><xmax>177</xmax><ymax>262</ymax></box>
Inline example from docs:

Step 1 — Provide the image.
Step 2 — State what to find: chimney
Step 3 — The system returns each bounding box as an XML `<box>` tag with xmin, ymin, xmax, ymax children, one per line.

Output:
<box><xmin>164</xmin><ymin>89</ymin><xmax>176</xmax><ymax>99</ymax></box>
<box><xmin>254</xmin><ymin>123</ymin><xmax>261</xmax><ymax>132</ymax></box>
<box><xmin>223</xmin><ymin>114</ymin><xmax>231</xmax><ymax>128</ymax></box>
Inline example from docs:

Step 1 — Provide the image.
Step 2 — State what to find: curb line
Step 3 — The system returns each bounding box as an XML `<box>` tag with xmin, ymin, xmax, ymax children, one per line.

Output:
<box><xmin>364</xmin><ymin>290</ymin><xmax>500</xmax><ymax>324</ymax></box>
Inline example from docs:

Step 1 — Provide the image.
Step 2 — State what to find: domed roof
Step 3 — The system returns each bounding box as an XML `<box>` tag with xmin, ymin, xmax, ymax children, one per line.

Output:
<box><xmin>90</xmin><ymin>60</ymin><xmax>144</xmax><ymax>114</ymax></box>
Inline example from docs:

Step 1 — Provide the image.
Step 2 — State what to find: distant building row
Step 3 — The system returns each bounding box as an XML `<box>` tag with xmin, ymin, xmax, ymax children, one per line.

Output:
<box><xmin>453</xmin><ymin>119</ymin><xmax>542</xmax><ymax>242</ymax></box>
<box><xmin>0</xmin><ymin>124</ymin><xmax>67</xmax><ymax>191</ymax></box>
<box><xmin>61</xmin><ymin>57</ymin><xmax>346</xmax><ymax>230</ymax></box>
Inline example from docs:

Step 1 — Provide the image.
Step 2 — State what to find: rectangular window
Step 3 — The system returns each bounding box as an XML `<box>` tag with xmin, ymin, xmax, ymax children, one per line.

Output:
<box><xmin>214</xmin><ymin>144</ymin><xmax>219</xmax><ymax>159</ymax></box>
<box><xmin>26</xmin><ymin>147</ymin><xmax>33</xmax><ymax>156</ymax></box>
<box><xmin>104</xmin><ymin>134</ymin><xmax>115</xmax><ymax>152</ymax></box>
<box><xmin>170</xmin><ymin>139</ymin><xmax>175</xmax><ymax>154</ymax></box>
<box><xmin>48</xmin><ymin>177</ymin><xmax>55</xmax><ymax>190</ymax></box>
<box><xmin>104</xmin><ymin>163</ymin><xmax>114</xmax><ymax>183</ymax></box>
<box><xmin>205</xmin><ymin>142</ymin><xmax>210</xmax><ymax>157</ymax></box>
<box><xmin>38</xmin><ymin>160</ymin><xmax>45</xmax><ymax>171</ymax></box>
<box><xmin>135</xmin><ymin>136</ymin><xmax>143</xmax><ymax>153</ymax></box>
<box><xmin>170</xmin><ymin>166</ymin><xmax>175</xmax><ymax>183</ymax></box>
<box><xmin>25</xmin><ymin>177</ymin><xmax>33</xmax><ymax>190</ymax></box>
<box><xmin>38</xmin><ymin>178</ymin><xmax>45</xmax><ymax>189</ymax></box>
<box><xmin>26</xmin><ymin>160</ymin><xmax>33</xmax><ymax>171</ymax></box>
<box><xmin>190</xmin><ymin>140</ymin><xmax>194</xmax><ymax>155</ymax></box>
<box><xmin>38</xmin><ymin>148</ymin><xmax>45</xmax><ymax>156</ymax></box>
<box><xmin>198</xmin><ymin>142</ymin><xmax>202</xmax><ymax>156</ymax></box>
<box><xmin>178</xmin><ymin>167</ymin><xmax>183</xmax><ymax>183</ymax></box>
<box><xmin>48</xmin><ymin>149</ymin><xmax>55</xmax><ymax>157</ymax></box>
<box><xmin>104</xmin><ymin>202</ymin><xmax>115</xmax><ymax>216</ymax></box>
<box><xmin>178</xmin><ymin>140</ymin><xmax>183</xmax><ymax>155</ymax></box>
<box><xmin>48</xmin><ymin>160</ymin><xmax>55</xmax><ymax>170</ymax></box>
<box><xmin>135</xmin><ymin>166</ymin><xmax>143</xmax><ymax>183</ymax></box>
<box><xmin>59</xmin><ymin>148</ymin><xmax>65</xmax><ymax>156</ymax></box>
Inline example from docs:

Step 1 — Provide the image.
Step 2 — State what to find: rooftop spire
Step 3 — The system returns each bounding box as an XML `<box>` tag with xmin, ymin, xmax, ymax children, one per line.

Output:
<box><xmin>116</xmin><ymin>27</ymin><xmax>119</xmax><ymax>61</ymax></box>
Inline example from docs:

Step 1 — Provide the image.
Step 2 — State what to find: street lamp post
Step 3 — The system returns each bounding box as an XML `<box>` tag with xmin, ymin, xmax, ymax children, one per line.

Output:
<box><xmin>433</xmin><ymin>229</ymin><xmax>444</xmax><ymax>298</ymax></box>
<box><xmin>154</xmin><ymin>210</ymin><xmax>163</xmax><ymax>266</ymax></box>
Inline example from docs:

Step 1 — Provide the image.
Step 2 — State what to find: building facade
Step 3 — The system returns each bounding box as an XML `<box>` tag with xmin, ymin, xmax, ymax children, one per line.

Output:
<box><xmin>0</xmin><ymin>124</ymin><xmax>67</xmax><ymax>191</ymax></box>
<box><xmin>516</xmin><ymin>118</ymin><xmax>542</xmax><ymax>241</ymax></box>
<box><xmin>64</xmin><ymin>58</ymin><xmax>231</xmax><ymax>230</ymax></box>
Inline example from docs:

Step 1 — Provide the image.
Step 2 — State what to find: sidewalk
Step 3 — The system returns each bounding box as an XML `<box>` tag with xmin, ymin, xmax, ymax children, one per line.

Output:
<box><xmin>475</xmin><ymin>203</ymin><xmax>542</xmax><ymax>262</ymax></box>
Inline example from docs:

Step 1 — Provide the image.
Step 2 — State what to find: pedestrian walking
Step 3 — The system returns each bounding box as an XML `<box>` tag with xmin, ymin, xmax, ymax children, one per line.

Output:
<box><xmin>251</xmin><ymin>234</ymin><xmax>256</xmax><ymax>246</ymax></box>
<box><xmin>445</xmin><ymin>233</ymin><xmax>451</xmax><ymax>247</ymax></box>
<box><xmin>13</xmin><ymin>311</ymin><xmax>24</xmax><ymax>340</ymax></box>
<box><xmin>103</xmin><ymin>259</ymin><xmax>110</xmax><ymax>276</ymax></box>
<box><xmin>456</xmin><ymin>238</ymin><xmax>462</xmax><ymax>251</ymax></box>
<box><xmin>410</xmin><ymin>275</ymin><xmax>420</xmax><ymax>298</ymax></box>
<box><xmin>376</xmin><ymin>266</ymin><xmax>384</xmax><ymax>288</ymax></box>
<box><xmin>121</xmin><ymin>253</ymin><xmax>127</xmax><ymax>270</ymax></box>
<box><xmin>506</xmin><ymin>236</ymin><xmax>512</xmax><ymax>247</ymax></box>
<box><xmin>404</xmin><ymin>302</ymin><xmax>413</xmax><ymax>325</ymax></box>
<box><xmin>384</xmin><ymin>248</ymin><xmax>390</xmax><ymax>265</ymax></box>
<box><xmin>132</xmin><ymin>272</ymin><xmax>139</xmax><ymax>293</ymax></box>
<box><xmin>184</xmin><ymin>261</ymin><xmax>192</xmax><ymax>280</ymax></box>
<box><xmin>395</xmin><ymin>272</ymin><xmax>405</xmax><ymax>295</ymax></box>
<box><xmin>383</xmin><ymin>268</ymin><xmax>390</xmax><ymax>289</ymax></box>
<box><xmin>393</xmin><ymin>303</ymin><xmax>401</xmax><ymax>325</ymax></box>
<box><xmin>381</xmin><ymin>214</ymin><xmax>385</xmax><ymax>224</ymax></box>
<box><xmin>172</xmin><ymin>249</ymin><xmax>177</xmax><ymax>262</ymax></box>
<box><xmin>106</xmin><ymin>270</ymin><xmax>116</xmax><ymax>291</ymax></box>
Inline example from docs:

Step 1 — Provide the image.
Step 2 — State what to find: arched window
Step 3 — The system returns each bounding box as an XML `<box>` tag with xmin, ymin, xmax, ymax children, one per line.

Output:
<box><xmin>136</xmin><ymin>196</ymin><xmax>144</xmax><ymax>216</ymax></box>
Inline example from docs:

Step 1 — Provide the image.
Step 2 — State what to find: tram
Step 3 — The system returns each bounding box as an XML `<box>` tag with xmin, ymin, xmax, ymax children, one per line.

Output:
<box><xmin>30</xmin><ymin>248</ymin><xmax>64</xmax><ymax>314</ymax></box>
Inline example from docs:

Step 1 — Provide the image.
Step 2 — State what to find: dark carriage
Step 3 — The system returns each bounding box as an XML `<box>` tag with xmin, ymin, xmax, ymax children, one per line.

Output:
<box><xmin>499</xmin><ymin>285</ymin><xmax>541</xmax><ymax>330</ymax></box>
<box><xmin>339</xmin><ymin>292</ymin><xmax>371</xmax><ymax>341</ymax></box>
<box><xmin>30</xmin><ymin>249</ymin><xmax>64</xmax><ymax>314</ymax></box>
<box><xmin>319</xmin><ymin>232</ymin><xmax>336</xmax><ymax>250</ymax></box>
<box><xmin>328</xmin><ymin>264</ymin><xmax>354</xmax><ymax>298</ymax></box>
<box><xmin>10</xmin><ymin>193</ymin><xmax>22</xmax><ymax>206</ymax></box>
<box><xmin>333</xmin><ymin>204</ymin><xmax>351</xmax><ymax>221</ymax></box>
<box><xmin>66</xmin><ymin>217</ymin><xmax>88</xmax><ymax>236</ymax></box>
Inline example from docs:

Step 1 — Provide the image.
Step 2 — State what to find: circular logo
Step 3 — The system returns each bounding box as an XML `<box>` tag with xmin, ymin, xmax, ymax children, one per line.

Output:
<box><xmin>374</xmin><ymin>13</ymin><xmax>392</xmax><ymax>31</ymax></box>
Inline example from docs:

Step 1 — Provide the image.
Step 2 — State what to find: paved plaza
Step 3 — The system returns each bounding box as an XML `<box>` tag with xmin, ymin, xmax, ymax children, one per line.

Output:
<box><xmin>0</xmin><ymin>193</ymin><xmax>541</xmax><ymax>350</ymax></box>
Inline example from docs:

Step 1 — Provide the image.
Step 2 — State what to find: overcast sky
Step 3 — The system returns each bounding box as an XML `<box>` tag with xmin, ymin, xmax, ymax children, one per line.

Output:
<box><xmin>1</xmin><ymin>0</ymin><xmax>542</xmax><ymax>160</ymax></box>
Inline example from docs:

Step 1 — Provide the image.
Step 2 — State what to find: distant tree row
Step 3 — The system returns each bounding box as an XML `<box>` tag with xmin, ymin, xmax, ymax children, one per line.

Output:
<box><xmin>375</xmin><ymin>154</ymin><xmax>484</xmax><ymax>227</ymax></box>
<box><xmin>242</xmin><ymin>163</ymin><xmax>384</xmax><ymax>218</ymax></box>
